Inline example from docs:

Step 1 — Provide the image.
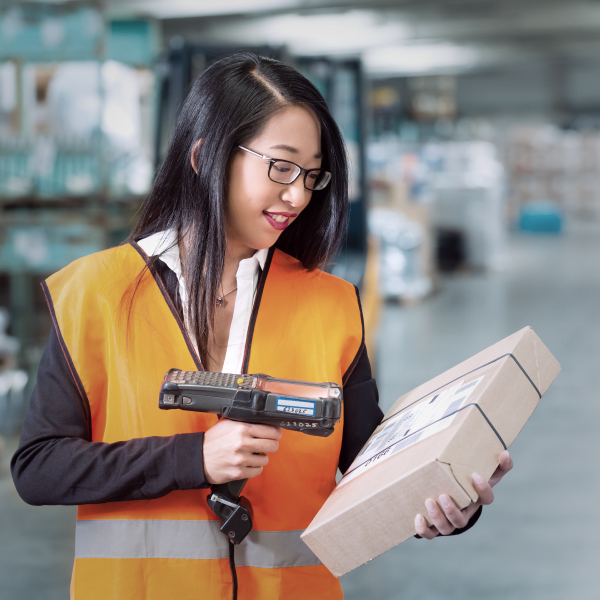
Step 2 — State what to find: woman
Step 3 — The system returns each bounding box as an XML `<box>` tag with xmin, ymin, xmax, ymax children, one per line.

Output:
<box><xmin>11</xmin><ymin>53</ymin><xmax>511</xmax><ymax>600</ymax></box>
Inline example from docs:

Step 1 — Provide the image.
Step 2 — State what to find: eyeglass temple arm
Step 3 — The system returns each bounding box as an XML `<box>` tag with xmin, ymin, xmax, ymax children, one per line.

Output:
<box><xmin>238</xmin><ymin>145</ymin><xmax>269</xmax><ymax>161</ymax></box>
<box><xmin>238</xmin><ymin>145</ymin><xmax>326</xmax><ymax>184</ymax></box>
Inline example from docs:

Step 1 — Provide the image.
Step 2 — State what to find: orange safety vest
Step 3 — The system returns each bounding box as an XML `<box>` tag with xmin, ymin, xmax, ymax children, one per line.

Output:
<box><xmin>43</xmin><ymin>242</ymin><xmax>364</xmax><ymax>600</ymax></box>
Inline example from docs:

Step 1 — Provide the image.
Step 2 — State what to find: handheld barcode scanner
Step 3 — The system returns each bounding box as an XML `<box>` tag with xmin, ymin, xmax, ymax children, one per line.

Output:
<box><xmin>159</xmin><ymin>369</ymin><xmax>342</xmax><ymax>544</ymax></box>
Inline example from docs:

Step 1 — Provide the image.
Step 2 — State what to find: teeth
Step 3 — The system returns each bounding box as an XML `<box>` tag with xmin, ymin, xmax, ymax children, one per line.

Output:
<box><xmin>268</xmin><ymin>213</ymin><xmax>288</xmax><ymax>223</ymax></box>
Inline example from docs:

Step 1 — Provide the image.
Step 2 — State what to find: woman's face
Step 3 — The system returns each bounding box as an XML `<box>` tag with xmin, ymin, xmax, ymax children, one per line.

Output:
<box><xmin>225</xmin><ymin>105</ymin><xmax>322</xmax><ymax>254</ymax></box>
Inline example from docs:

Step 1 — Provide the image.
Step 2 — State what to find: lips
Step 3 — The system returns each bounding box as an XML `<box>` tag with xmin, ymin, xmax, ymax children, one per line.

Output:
<box><xmin>263</xmin><ymin>211</ymin><xmax>297</xmax><ymax>231</ymax></box>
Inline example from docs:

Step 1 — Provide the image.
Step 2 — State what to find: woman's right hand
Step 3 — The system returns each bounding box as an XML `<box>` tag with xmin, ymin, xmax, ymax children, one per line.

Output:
<box><xmin>203</xmin><ymin>418</ymin><xmax>282</xmax><ymax>485</ymax></box>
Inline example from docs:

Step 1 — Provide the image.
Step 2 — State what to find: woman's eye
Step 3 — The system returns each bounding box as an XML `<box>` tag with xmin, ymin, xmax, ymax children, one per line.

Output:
<box><xmin>273</xmin><ymin>163</ymin><xmax>292</xmax><ymax>173</ymax></box>
<box><xmin>308</xmin><ymin>171</ymin><xmax>320</xmax><ymax>180</ymax></box>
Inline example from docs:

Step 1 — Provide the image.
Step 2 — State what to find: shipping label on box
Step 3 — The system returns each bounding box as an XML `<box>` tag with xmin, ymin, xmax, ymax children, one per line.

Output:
<box><xmin>301</xmin><ymin>327</ymin><xmax>561</xmax><ymax>577</ymax></box>
<box><xmin>339</xmin><ymin>376</ymin><xmax>485</xmax><ymax>488</ymax></box>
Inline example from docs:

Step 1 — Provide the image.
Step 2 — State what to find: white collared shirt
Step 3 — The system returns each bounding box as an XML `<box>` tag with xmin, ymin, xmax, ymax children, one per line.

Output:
<box><xmin>138</xmin><ymin>230</ymin><xmax>268</xmax><ymax>373</ymax></box>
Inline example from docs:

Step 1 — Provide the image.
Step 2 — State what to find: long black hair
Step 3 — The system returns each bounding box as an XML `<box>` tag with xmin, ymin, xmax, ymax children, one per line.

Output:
<box><xmin>129</xmin><ymin>52</ymin><xmax>348</xmax><ymax>366</ymax></box>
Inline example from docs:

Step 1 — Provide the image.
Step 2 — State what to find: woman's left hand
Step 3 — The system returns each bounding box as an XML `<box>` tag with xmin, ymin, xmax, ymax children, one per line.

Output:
<box><xmin>414</xmin><ymin>450</ymin><xmax>514</xmax><ymax>540</ymax></box>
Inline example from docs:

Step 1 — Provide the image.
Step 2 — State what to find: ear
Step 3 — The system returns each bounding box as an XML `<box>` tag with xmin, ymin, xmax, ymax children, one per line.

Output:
<box><xmin>190</xmin><ymin>139</ymin><xmax>204</xmax><ymax>174</ymax></box>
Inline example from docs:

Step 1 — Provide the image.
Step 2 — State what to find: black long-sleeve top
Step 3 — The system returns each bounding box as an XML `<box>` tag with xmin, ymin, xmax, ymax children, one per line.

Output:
<box><xmin>11</xmin><ymin>318</ymin><xmax>384</xmax><ymax>505</ymax></box>
<box><xmin>11</xmin><ymin>259</ymin><xmax>480</xmax><ymax>534</ymax></box>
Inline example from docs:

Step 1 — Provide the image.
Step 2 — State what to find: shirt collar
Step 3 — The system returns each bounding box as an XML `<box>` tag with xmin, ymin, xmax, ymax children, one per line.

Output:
<box><xmin>235</xmin><ymin>247</ymin><xmax>268</xmax><ymax>279</ymax></box>
<box><xmin>254</xmin><ymin>247</ymin><xmax>269</xmax><ymax>271</ymax></box>
<box><xmin>137</xmin><ymin>230</ymin><xmax>181</xmax><ymax>277</ymax></box>
<box><xmin>137</xmin><ymin>230</ymin><xmax>269</xmax><ymax>276</ymax></box>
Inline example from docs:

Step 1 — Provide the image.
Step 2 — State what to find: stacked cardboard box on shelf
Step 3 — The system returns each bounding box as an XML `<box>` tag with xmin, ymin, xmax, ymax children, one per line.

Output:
<box><xmin>506</xmin><ymin>126</ymin><xmax>600</xmax><ymax>220</ymax></box>
<box><xmin>368</xmin><ymin>139</ymin><xmax>507</xmax><ymax>274</ymax></box>
<box><xmin>368</xmin><ymin>181</ymin><xmax>435</xmax><ymax>305</ymax></box>
<box><xmin>302</xmin><ymin>326</ymin><xmax>561</xmax><ymax>577</ymax></box>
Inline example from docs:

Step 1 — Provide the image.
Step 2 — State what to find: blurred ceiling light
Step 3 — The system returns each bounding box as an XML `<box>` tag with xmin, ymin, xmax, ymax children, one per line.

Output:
<box><xmin>364</xmin><ymin>44</ymin><xmax>481</xmax><ymax>76</ymax></box>
<box><xmin>234</xmin><ymin>11</ymin><xmax>410</xmax><ymax>55</ymax></box>
<box><xmin>176</xmin><ymin>10</ymin><xmax>410</xmax><ymax>56</ymax></box>
<box><xmin>109</xmin><ymin>0</ymin><xmax>301</xmax><ymax>19</ymax></box>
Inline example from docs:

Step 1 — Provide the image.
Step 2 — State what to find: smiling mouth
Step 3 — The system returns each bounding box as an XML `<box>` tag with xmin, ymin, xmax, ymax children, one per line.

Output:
<box><xmin>263</xmin><ymin>211</ymin><xmax>297</xmax><ymax>230</ymax></box>
<box><xmin>265</xmin><ymin>212</ymin><xmax>288</xmax><ymax>223</ymax></box>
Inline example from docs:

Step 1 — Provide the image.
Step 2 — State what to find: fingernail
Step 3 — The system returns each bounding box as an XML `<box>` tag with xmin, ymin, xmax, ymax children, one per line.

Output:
<box><xmin>416</xmin><ymin>514</ymin><xmax>425</xmax><ymax>526</ymax></box>
<box><xmin>472</xmin><ymin>472</ymin><xmax>484</xmax><ymax>484</ymax></box>
<box><xmin>440</xmin><ymin>494</ymin><xmax>451</xmax><ymax>508</ymax></box>
<box><xmin>425</xmin><ymin>498</ymin><xmax>437</xmax><ymax>513</ymax></box>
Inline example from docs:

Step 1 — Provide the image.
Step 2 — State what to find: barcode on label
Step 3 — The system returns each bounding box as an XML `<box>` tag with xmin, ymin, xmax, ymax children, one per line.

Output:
<box><xmin>391</xmin><ymin>430</ymin><xmax>423</xmax><ymax>454</ymax></box>
<box><xmin>442</xmin><ymin>398</ymin><xmax>465</xmax><ymax>418</ymax></box>
<box><xmin>456</xmin><ymin>380</ymin><xmax>478</xmax><ymax>394</ymax></box>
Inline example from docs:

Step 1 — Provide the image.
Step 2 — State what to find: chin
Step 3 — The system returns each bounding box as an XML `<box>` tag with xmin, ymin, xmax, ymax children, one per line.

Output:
<box><xmin>242</xmin><ymin>234</ymin><xmax>278</xmax><ymax>251</ymax></box>
<box><xmin>253</xmin><ymin>230</ymin><xmax>284</xmax><ymax>249</ymax></box>
<box><xmin>254</xmin><ymin>237</ymin><xmax>279</xmax><ymax>250</ymax></box>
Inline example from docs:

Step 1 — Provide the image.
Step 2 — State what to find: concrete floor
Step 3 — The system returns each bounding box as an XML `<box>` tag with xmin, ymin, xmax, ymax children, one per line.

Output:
<box><xmin>1</xmin><ymin>220</ymin><xmax>598</xmax><ymax>599</ymax></box>
<box><xmin>342</xmin><ymin>220</ymin><xmax>600</xmax><ymax>600</ymax></box>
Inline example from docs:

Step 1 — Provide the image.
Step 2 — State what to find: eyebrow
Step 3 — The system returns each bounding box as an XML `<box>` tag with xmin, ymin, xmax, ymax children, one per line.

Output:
<box><xmin>269</xmin><ymin>144</ymin><xmax>323</xmax><ymax>159</ymax></box>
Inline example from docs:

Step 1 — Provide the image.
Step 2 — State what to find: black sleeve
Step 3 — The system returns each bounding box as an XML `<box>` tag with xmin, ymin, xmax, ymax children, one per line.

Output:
<box><xmin>10</xmin><ymin>324</ymin><xmax>209</xmax><ymax>506</ymax></box>
<box><xmin>340</xmin><ymin>345</ymin><xmax>483</xmax><ymax>537</ymax></box>
<box><xmin>339</xmin><ymin>344</ymin><xmax>383</xmax><ymax>474</ymax></box>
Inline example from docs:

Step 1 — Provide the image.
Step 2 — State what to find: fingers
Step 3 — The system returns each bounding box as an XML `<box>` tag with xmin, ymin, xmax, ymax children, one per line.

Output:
<box><xmin>460</xmin><ymin>501</ymin><xmax>481</xmax><ymax>521</ymax></box>
<box><xmin>241</xmin><ymin>465</ymin><xmax>264</xmax><ymax>479</ymax></box>
<box><xmin>498</xmin><ymin>450</ymin><xmax>513</xmax><ymax>470</ymax></box>
<box><xmin>415</xmin><ymin>452</ymin><xmax>515</xmax><ymax>539</ymax></box>
<box><xmin>438</xmin><ymin>494</ymin><xmax>470</xmax><ymax>529</ymax></box>
<box><xmin>469</xmin><ymin>451</ymin><xmax>513</xmax><ymax>504</ymax></box>
<box><xmin>233</xmin><ymin>424</ymin><xmax>282</xmax><ymax>454</ymax></box>
<box><xmin>416</xmin><ymin>494</ymin><xmax>482</xmax><ymax>539</ymax></box>
<box><xmin>203</xmin><ymin>420</ymin><xmax>282</xmax><ymax>485</ymax></box>
<box><xmin>416</xmin><ymin>492</ymin><xmax>486</xmax><ymax>538</ymax></box>
<box><xmin>423</xmin><ymin>498</ymin><xmax>455</xmax><ymax>536</ymax></box>
<box><xmin>234</xmin><ymin>451</ymin><xmax>270</xmax><ymax>469</ymax></box>
<box><xmin>205</xmin><ymin>451</ymin><xmax>268</xmax><ymax>484</ymax></box>
<box><xmin>243</xmin><ymin>437</ymin><xmax>280</xmax><ymax>455</ymax></box>
<box><xmin>471</xmin><ymin>473</ymin><xmax>495</xmax><ymax>505</ymax></box>
<box><xmin>489</xmin><ymin>450</ymin><xmax>513</xmax><ymax>487</ymax></box>
<box><xmin>414</xmin><ymin>514</ymin><xmax>439</xmax><ymax>540</ymax></box>
<box><xmin>245</xmin><ymin>423</ymin><xmax>283</xmax><ymax>440</ymax></box>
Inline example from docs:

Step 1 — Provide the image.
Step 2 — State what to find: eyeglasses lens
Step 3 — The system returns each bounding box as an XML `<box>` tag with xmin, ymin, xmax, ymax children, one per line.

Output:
<box><xmin>270</xmin><ymin>161</ymin><xmax>300</xmax><ymax>184</ymax></box>
<box><xmin>305</xmin><ymin>170</ymin><xmax>331</xmax><ymax>191</ymax></box>
<box><xmin>269</xmin><ymin>160</ymin><xmax>330</xmax><ymax>191</ymax></box>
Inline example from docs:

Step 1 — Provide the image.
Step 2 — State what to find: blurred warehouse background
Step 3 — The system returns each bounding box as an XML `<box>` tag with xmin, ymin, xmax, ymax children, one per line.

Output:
<box><xmin>1</xmin><ymin>1</ymin><xmax>599</xmax><ymax>599</ymax></box>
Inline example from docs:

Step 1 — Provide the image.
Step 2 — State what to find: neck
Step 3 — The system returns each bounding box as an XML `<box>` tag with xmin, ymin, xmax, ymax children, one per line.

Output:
<box><xmin>221</xmin><ymin>238</ymin><xmax>255</xmax><ymax>291</ymax></box>
<box><xmin>225</xmin><ymin>238</ymin><xmax>256</xmax><ymax>266</ymax></box>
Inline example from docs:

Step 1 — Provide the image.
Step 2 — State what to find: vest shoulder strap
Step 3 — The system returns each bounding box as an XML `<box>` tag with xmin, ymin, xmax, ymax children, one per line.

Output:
<box><xmin>251</xmin><ymin>249</ymin><xmax>365</xmax><ymax>384</ymax></box>
<box><xmin>45</xmin><ymin>243</ymin><xmax>144</xmax><ymax>315</ymax></box>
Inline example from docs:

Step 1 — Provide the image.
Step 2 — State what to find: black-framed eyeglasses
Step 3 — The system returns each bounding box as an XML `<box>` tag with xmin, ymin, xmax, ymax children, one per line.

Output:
<box><xmin>238</xmin><ymin>145</ymin><xmax>331</xmax><ymax>191</ymax></box>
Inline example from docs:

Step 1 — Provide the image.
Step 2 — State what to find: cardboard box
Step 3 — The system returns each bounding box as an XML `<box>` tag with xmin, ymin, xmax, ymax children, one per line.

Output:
<box><xmin>301</xmin><ymin>326</ymin><xmax>561</xmax><ymax>577</ymax></box>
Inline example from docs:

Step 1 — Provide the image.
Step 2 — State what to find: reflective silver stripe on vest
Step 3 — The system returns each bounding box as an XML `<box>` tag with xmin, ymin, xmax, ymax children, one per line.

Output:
<box><xmin>75</xmin><ymin>520</ymin><xmax>321</xmax><ymax>568</ymax></box>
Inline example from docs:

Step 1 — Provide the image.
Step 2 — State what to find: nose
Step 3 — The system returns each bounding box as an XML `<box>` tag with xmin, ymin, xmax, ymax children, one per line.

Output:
<box><xmin>279</xmin><ymin>177</ymin><xmax>311</xmax><ymax>209</ymax></box>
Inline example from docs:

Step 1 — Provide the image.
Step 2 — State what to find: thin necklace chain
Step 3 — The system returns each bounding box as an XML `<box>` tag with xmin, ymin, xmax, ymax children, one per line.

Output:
<box><xmin>216</xmin><ymin>285</ymin><xmax>237</xmax><ymax>307</ymax></box>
